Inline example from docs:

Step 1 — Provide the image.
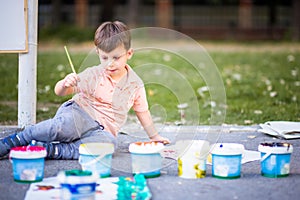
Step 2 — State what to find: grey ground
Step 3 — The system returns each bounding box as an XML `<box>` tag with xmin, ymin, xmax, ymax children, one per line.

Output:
<box><xmin>0</xmin><ymin>124</ymin><xmax>300</xmax><ymax>200</ymax></box>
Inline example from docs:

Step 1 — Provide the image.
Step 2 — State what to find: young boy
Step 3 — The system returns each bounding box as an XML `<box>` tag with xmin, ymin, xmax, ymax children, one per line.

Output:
<box><xmin>0</xmin><ymin>21</ymin><xmax>170</xmax><ymax>159</ymax></box>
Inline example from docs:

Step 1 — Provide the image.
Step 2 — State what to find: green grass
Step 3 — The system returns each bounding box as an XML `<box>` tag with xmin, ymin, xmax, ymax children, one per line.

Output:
<box><xmin>212</xmin><ymin>51</ymin><xmax>300</xmax><ymax>124</ymax></box>
<box><xmin>0</xmin><ymin>42</ymin><xmax>299</xmax><ymax>125</ymax></box>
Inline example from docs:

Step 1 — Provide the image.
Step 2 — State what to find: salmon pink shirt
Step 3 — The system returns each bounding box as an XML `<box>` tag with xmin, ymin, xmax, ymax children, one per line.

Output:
<box><xmin>72</xmin><ymin>64</ymin><xmax>148</xmax><ymax>137</ymax></box>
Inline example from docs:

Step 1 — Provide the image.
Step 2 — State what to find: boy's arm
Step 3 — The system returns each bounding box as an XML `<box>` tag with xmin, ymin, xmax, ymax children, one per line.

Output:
<box><xmin>135</xmin><ymin>110</ymin><xmax>170</xmax><ymax>144</ymax></box>
<box><xmin>54</xmin><ymin>73</ymin><xmax>79</xmax><ymax>96</ymax></box>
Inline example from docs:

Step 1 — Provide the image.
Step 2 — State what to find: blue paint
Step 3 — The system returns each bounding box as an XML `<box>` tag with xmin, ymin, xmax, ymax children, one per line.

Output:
<box><xmin>211</xmin><ymin>143</ymin><xmax>244</xmax><ymax>179</ymax></box>
<box><xmin>258</xmin><ymin>142</ymin><xmax>293</xmax><ymax>178</ymax></box>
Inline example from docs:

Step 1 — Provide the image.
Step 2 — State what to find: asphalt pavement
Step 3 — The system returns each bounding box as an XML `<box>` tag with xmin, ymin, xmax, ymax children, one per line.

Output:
<box><xmin>0</xmin><ymin>125</ymin><xmax>300</xmax><ymax>200</ymax></box>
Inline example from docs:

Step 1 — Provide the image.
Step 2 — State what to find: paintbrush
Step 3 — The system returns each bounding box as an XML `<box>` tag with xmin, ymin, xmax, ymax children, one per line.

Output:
<box><xmin>64</xmin><ymin>46</ymin><xmax>76</xmax><ymax>74</ymax></box>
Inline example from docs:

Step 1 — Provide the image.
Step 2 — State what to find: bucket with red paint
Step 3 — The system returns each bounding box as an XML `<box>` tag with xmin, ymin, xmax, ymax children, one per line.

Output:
<box><xmin>10</xmin><ymin>146</ymin><xmax>47</xmax><ymax>183</ymax></box>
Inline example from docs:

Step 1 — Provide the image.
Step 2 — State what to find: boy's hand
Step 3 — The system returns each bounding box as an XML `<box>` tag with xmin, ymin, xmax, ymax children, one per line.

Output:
<box><xmin>63</xmin><ymin>73</ymin><xmax>79</xmax><ymax>88</ymax></box>
<box><xmin>150</xmin><ymin>134</ymin><xmax>170</xmax><ymax>145</ymax></box>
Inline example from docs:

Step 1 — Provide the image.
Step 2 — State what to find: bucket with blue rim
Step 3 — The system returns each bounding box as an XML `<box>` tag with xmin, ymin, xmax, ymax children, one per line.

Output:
<box><xmin>258</xmin><ymin>142</ymin><xmax>293</xmax><ymax>178</ymax></box>
<box><xmin>79</xmin><ymin>143</ymin><xmax>114</xmax><ymax>178</ymax></box>
<box><xmin>9</xmin><ymin>146</ymin><xmax>47</xmax><ymax>183</ymax></box>
<box><xmin>211</xmin><ymin>143</ymin><xmax>244</xmax><ymax>179</ymax></box>
<box><xmin>57</xmin><ymin>169</ymin><xmax>98</xmax><ymax>200</ymax></box>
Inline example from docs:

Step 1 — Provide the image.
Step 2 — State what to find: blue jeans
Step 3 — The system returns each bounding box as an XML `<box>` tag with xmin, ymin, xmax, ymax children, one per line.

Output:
<box><xmin>18</xmin><ymin>100</ymin><xmax>117</xmax><ymax>159</ymax></box>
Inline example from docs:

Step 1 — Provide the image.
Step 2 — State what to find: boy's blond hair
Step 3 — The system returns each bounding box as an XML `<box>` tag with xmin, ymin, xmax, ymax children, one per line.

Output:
<box><xmin>94</xmin><ymin>21</ymin><xmax>131</xmax><ymax>52</ymax></box>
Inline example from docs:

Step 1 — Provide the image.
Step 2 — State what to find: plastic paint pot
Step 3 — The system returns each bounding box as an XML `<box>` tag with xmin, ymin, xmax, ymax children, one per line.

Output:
<box><xmin>129</xmin><ymin>141</ymin><xmax>165</xmax><ymax>178</ymax></box>
<box><xmin>57</xmin><ymin>169</ymin><xmax>98</xmax><ymax>200</ymax></box>
<box><xmin>258</xmin><ymin>142</ymin><xmax>293</xmax><ymax>178</ymax></box>
<box><xmin>79</xmin><ymin>143</ymin><xmax>114</xmax><ymax>178</ymax></box>
<box><xmin>211</xmin><ymin>143</ymin><xmax>244</xmax><ymax>179</ymax></box>
<box><xmin>9</xmin><ymin>146</ymin><xmax>47</xmax><ymax>183</ymax></box>
<box><xmin>177</xmin><ymin>140</ymin><xmax>210</xmax><ymax>179</ymax></box>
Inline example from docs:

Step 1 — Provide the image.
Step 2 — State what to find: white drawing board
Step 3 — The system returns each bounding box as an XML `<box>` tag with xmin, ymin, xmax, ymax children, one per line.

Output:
<box><xmin>0</xmin><ymin>0</ymin><xmax>28</xmax><ymax>53</ymax></box>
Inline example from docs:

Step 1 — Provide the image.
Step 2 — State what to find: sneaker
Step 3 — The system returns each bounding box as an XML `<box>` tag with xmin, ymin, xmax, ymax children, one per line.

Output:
<box><xmin>30</xmin><ymin>140</ymin><xmax>79</xmax><ymax>160</ymax></box>
<box><xmin>0</xmin><ymin>133</ymin><xmax>23</xmax><ymax>158</ymax></box>
<box><xmin>30</xmin><ymin>140</ymin><xmax>59</xmax><ymax>159</ymax></box>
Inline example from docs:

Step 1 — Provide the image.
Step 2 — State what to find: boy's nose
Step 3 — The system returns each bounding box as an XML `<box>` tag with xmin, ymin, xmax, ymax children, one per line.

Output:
<box><xmin>106</xmin><ymin>60</ymin><xmax>114</xmax><ymax>68</ymax></box>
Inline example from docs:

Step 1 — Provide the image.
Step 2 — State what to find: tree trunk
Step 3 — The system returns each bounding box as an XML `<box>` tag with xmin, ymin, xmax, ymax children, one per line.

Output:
<box><xmin>238</xmin><ymin>0</ymin><xmax>252</xmax><ymax>29</ymax></box>
<box><xmin>52</xmin><ymin>0</ymin><xmax>62</xmax><ymax>28</ymax></box>
<box><xmin>128</xmin><ymin>0</ymin><xmax>139</xmax><ymax>28</ymax></box>
<box><xmin>75</xmin><ymin>0</ymin><xmax>88</xmax><ymax>28</ymax></box>
<box><xmin>292</xmin><ymin>0</ymin><xmax>300</xmax><ymax>40</ymax></box>
<box><xmin>155</xmin><ymin>0</ymin><xmax>173</xmax><ymax>28</ymax></box>
<box><xmin>101</xmin><ymin>0</ymin><xmax>116</xmax><ymax>22</ymax></box>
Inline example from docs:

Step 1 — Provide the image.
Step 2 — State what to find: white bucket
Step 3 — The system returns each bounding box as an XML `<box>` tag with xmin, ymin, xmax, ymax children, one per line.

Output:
<box><xmin>129</xmin><ymin>141</ymin><xmax>165</xmax><ymax>178</ymax></box>
<box><xmin>10</xmin><ymin>146</ymin><xmax>47</xmax><ymax>183</ymax></box>
<box><xmin>211</xmin><ymin>143</ymin><xmax>244</xmax><ymax>179</ymax></box>
<box><xmin>79</xmin><ymin>143</ymin><xmax>114</xmax><ymax>178</ymax></box>
<box><xmin>258</xmin><ymin>142</ymin><xmax>293</xmax><ymax>178</ymax></box>
<box><xmin>177</xmin><ymin>140</ymin><xmax>210</xmax><ymax>179</ymax></box>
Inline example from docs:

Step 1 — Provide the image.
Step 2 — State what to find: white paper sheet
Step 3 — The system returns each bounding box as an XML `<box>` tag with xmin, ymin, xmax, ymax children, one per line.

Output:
<box><xmin>258</xmin><ymin>121</ymin><xmax>300</xmax><ymax>139</ymax></box>
<box><xmin>161</xmin><ymin>144</ymin><xmax>261</xmax><ymax>164</ymax></box>
<box><xmin>24</xmin><ymin>177</ymin><xmax>119</xmax><ymax>200</ymax></box>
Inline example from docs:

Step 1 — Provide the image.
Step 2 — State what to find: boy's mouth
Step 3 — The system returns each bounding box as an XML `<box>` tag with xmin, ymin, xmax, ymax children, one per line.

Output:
<box><xmin>107</xmin><ymin>68</ymin><xmax>117</xmax><ymax>73</ymax></box>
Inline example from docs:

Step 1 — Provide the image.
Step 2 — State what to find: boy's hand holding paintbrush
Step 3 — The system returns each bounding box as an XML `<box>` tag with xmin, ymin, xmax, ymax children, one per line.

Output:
<box><xmin>54</xmin><ymin>46</ymin><xmax>80</xmax><ymax>96</ymax></box>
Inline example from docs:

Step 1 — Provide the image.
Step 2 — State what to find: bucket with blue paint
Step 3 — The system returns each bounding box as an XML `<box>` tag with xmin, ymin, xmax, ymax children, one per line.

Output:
<box><xmin>57</xmin><ymin>169</ymin><xmax>98</xmax><ymax>200</ymax></box>
<box><xmin>258</xmin><ymin>142</ymin><xmax>293</xmax><ymax>178</ymax></box>
<box><xmin>79</xmin><ymin>143</ymin><xmax>114</xmax><ymax>178</ymax></box>
<box><xmin>129</xmin><ymin>141</ymin><xmax>165</xmax><ymax>178</ymax></box>
<box><xmin>9</xmin><ymin>146</ymin><xmax>47</xmax><ymax>183</ymax></box>
<box><xmin>211</xmin><ymin>143</ymin><xmax>244</xmax><ymax>179</ymax></box>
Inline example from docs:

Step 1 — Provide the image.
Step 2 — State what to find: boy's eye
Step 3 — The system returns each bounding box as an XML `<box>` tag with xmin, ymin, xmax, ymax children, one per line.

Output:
<box><xmin>113</xmin><ymin>56</ymin><xmax>120</xmax><ymax>60</ymax></box>
<box><xmin>101</xmin><ymin>56</ymin><xmax>108</xmax><ymax>60</ymax></box>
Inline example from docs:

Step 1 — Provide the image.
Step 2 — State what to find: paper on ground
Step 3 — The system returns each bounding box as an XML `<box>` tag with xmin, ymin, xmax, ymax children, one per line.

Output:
<box><xmin>258</xmin><ymin>121</ymin><xmax>300</xmax><ymax>139</ymax></box>
<box><xmin>206</xmin><ymin>150</ymin><xmax>260</xmax><ymax>165</ymax></box>
<box><xmin>161</xmin><ymin>145</ymin><xmax>261</xmax><ymax>164</ymax></box>
<box><xmin>242</xmin><ymin>150</ymin><xmax>261</xmax><ymax>164</ymax></box>
<box><xmin>24</xmin><ymin>177</ymin><xmax>119</xmax><ymax>200</ymax></box>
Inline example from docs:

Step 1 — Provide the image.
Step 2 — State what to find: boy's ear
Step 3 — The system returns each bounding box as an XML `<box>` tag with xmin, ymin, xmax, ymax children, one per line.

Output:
<box><xmin>127</xmin><ymin>48</ymin><xmax>134</xmax><ymax>59</ymax></box>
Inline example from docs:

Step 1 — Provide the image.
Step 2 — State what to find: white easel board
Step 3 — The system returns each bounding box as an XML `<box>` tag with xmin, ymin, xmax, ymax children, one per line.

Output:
<box><xmin>0</xmin><ymin>0</ymin><xmax>28</xmax><ymax>53</ymax></box>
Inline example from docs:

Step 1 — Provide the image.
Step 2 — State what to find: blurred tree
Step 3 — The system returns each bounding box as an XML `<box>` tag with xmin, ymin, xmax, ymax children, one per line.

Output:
<box><xmin>52</xmin><ymin>0</ymin><xmax>62</xmax><ymax>27</ymax></box>
<box><xmin>155</xmin><ymin>0</ymin><xmax>173</xmax><ymax>28</ymax></box>
<box><xmin>75</xmin><ymin>0</ymin><xmax>88</xmax><ymax>28</ymax></box>
<box><xmin>292</xmin><ymin>0</ymin><xmax>300</xmax><ymax>40</ymax></box>
<box><xmin>267</xmin><ymin>0</ymin><xmax>277</xmax><ymax>39</ymax></box>
<box><xmin>101</xmin><ymin>0</ymin><xmax>116</xmax><ymax>22</ymax></box>
<box><xmin>267</xmin><ymin>0</ymin><xmax>276</xmax><ymax>27</ymax></box>
<box><xmin>238</xmin><ymin>0</ymin><xmax>252</xmax><ymax>28</ymax></box>
<box><xmin>128</xmin><ymin>0</ymin><xmax>140</xmax><ymax>28</ymax></box>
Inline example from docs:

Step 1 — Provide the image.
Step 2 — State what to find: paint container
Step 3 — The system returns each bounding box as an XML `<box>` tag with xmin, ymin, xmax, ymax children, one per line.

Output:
<box><xmin>258</xmin><ymin>142</ymin><xmax>293</xmax><ymax>178</ymax></box>
<box><xmin>57</xmin><ymin>170</ymin><xmax>98</xmax><ymax>200</ymax></box>
<box><xmin>129</xmin><ymin>141</ymin><xmax>165</xmax><ymax>178</ymax></box>
<box><xmin>79</xmin><ymin>143</ymin><xmax>114</xmax><ymax>178</ymax></box>
<box><xmin>9</xmin><ymin>146</ymin><xmax>47</xmax><ymax>183</ymax></box>
<box><xmin>211</xmin><ymin>143</ymin><xmax>244</xmax><ymax>179</ymax></box>
<box><xmin>177</xmin><ymin>140</ymin><xmax>210</xmax><ymax>179</ymax></box>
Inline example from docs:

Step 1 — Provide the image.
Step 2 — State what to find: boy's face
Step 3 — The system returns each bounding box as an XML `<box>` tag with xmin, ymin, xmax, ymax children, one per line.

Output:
<box><xmin>97</xmin><ymin>44</ymin><xmax>133</xmax><ymax>79</ymax></box>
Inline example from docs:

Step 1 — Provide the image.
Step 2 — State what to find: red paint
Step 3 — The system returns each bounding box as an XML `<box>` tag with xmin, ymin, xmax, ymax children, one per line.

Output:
<box><xmin>11</xmin><ymin>146</ymin><xmax>46</xmax><ymax>152</ymax></box>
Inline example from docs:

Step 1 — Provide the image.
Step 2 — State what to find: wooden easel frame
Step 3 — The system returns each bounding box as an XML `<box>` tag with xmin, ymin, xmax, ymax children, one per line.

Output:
<box><xmin>0</xmin><ymin>0</ymin><xmax>28</xmax><ymax>53</ymax></box>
